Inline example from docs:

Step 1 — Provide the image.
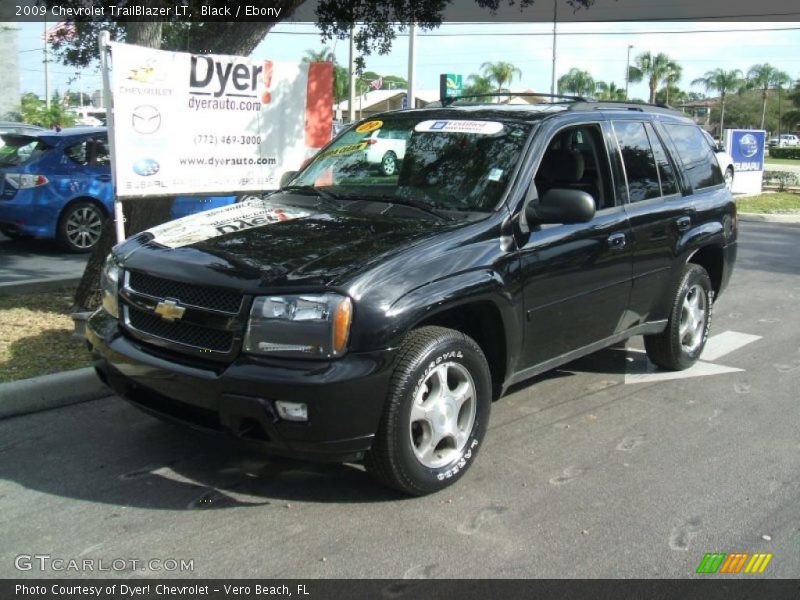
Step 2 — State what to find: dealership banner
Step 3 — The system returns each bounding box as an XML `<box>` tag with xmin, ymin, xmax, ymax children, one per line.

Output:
<box><xmin>109</xmin><ymin>42</ymin><xmax>332</xmax><ymax>198</ymax></box>
<box><xmin>724</xmin><ymin>129</ymin><xmax>766</xmax><ymax>195</ymax></box>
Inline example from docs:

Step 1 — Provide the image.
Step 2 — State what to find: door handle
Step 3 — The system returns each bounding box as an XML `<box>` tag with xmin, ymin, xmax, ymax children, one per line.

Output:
<box><xmin>607</xmin><ymin>232</ymin><xmax>627</xmax><ymax>250</ymax></box>
<box><xmin>676</xmin><ymin>216</ymin><xmax>691</xmax><ymax>231</ymax></box>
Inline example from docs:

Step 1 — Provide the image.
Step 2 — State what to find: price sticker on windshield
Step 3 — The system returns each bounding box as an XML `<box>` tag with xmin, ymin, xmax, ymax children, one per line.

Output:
<box><xmin>415</xmin><ymin>120</ymin><xmax>504</xmax><ymax>135</ymax></box>
<box><xmin>355</xmin><ymin>120</ymin><xmax>383</xmax><ymax>133</ymax></box>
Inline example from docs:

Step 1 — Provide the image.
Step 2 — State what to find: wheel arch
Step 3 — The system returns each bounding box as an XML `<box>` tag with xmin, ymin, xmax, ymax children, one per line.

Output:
<box><xmin>687</xmin><ymin>244</ymin><xmax>724</xmax><ymax>296</ymax></box>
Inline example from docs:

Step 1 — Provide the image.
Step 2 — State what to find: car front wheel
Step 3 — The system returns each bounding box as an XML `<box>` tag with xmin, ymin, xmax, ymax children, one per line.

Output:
<box><xmin>57</xmin><ymin>201</ymin><xmax>105</xmax><ymax>252</ymax></box>
<box><xmin>365</xmin><ymin>326</ymin><xmax>492</xmax><ymax>495</ymax></box>
<box><xmin>644</xmin><ymin>263</ymin><xmax>713</xmax><ymax>370</ymax></box>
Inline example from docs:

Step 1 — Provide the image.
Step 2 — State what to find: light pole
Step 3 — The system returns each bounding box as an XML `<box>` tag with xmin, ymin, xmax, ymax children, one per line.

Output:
<box><xmin>550</xmin><ymin>0</ymin><xmax>558</xmax><ymax>99</ymax></box>
<box><xmin>624</xmin><ymin>44</ymin><xmax>633</xmax><ymax>100</ymax></box>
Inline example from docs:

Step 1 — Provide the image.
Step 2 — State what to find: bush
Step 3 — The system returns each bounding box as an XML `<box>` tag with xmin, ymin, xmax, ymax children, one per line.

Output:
<box><xmin>769</xmin><ymin>147</ymin><xmax>800</xmax><ymax>160</ymax></box>
<box><xmin>763</xmin><ymin>170</ymin><xmax>798</xmax><ymax>191</ymax></box>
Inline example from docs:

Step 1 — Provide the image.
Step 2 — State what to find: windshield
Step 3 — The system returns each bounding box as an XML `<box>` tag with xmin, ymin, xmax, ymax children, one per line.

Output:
<box><xmin>0</xmin><ymin>135</ymin><xmax>50</xmax><ymax>167</ymax></box>
<box><xmin>290</xmin><ymin>116</ymin><xmax>533</xmax><ymax>213</ymax></box>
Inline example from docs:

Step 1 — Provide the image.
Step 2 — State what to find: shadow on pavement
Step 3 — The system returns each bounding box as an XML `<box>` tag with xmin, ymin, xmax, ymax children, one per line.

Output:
<box><xmin>0</xmin><ymin>394</ymin><xmax>404</xmax><ymax>510</ymax></box>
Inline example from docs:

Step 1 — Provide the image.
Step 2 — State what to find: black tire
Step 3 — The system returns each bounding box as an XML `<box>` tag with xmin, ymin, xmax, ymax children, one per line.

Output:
<box><xmin>56</xmin><ymin>201</ymin><xmax>106</xmax><ymax>253</ymax></box>
<box><xmin>644</xmin><ymin>263</ymin><xmax>714</xmax><ymax>371</ymax></box>
<box><xmin>380</xmin><ymin>151</ymin><xmax>398</xmax><ymax>176</ymax></box>
<box><xmin>365</xmin><ymin>326</ymin><xmax>492</xmax><ymax>495</ymax></box>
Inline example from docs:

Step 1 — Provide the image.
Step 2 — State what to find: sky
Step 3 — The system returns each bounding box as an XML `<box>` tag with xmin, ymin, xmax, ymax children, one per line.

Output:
<box><xmin>11</xmin><ymin>20</ymin><xmax>800</xmax><ymax>104</ymax></box>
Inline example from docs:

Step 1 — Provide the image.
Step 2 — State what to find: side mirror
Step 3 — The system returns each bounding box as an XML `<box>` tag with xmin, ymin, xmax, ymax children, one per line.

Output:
<box><xmin>280</xmin><ymin>170</ymin><xmax>298</xmax><ymax>189</ymax></box>
<box><xmin>527</xmin><ymin>188</ymin><xmax>596</xmax><ymax>224</ymax></box>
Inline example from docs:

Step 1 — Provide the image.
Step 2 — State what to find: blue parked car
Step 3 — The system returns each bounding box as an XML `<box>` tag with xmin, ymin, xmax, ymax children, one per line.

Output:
<box><xmin>0</xmin><ymin>127</ymin><xmax>236</xmax><ymax>252</ymax></box>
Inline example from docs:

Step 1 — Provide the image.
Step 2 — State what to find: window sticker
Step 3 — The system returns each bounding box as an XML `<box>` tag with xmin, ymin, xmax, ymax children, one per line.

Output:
<box><xmin>488</xmin><ymin>168</ymin><xmax>504</xmax><ymax>182</ymax></box>
<box><xmin>355</xmin><ymin>120</ymin><xmax>383</xmax><ymax>134</ymax></box>
<box><xmin>414</xmin><ymin>120</ymin><xmax>504</xmax><ymax>135</ymax></box>
<box><xmin>317</xmin><ymin>141</ymin><xmax>369</xmax><ymax>159</ymax></box>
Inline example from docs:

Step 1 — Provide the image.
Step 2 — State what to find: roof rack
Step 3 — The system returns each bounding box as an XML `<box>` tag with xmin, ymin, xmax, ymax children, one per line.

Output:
<box><xmin>441</xmin><ymin>92</ymin><xmax>587</xmax><ymax>106</ymax></box>
<box><xmin>568</xmin><ymin>100</ymin><xmax>680</xmax><ymax>115</ymax></box>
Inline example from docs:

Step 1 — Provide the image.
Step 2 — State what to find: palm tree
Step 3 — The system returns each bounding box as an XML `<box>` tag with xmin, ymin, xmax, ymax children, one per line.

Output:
<box><xmin>746</xmin><ymin>63</ymin><xmax>792</xmax><ymax>129</ymax></box>
<box><xmin>463</xmin><ymin>74</ymin><xmax>494</xmax><ymax>99</ymax></box>
<box><xmin>557</xmin><ymin>68</ymin><xmax>595</xmax><ymax>97</ymax></box>
<box><xmin>662</xmin><ymin>62</ymin><xmax>683</xmax><ymax>105</ymax></box>
<box><xmin>691</xmin><ymin>68</ymin><xmax>743</xmax><ymax>135</ymax></box>
<box><xmin>480</xmin><ymin>61</ymin><xmax>522</xmax><ymax>92</ymax></box>
<box><xmin>595</xmin><ymin>81</ymin><xmax>626</xmax><ymax>101</ymax></box>
<box><xmin>302</xmin><ymin>47</ymin><xmax>335</xmax><ymax>63</ymax></box>
<box><xmin>627</xmin><ymin>52</ymin><xmax>681</xmax><ymax>104</ymax></box>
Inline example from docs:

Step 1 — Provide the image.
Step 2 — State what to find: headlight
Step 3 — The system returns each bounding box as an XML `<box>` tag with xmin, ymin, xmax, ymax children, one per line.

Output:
<box><xmin>100</xmin><ymin>254</ymin><xmax>121</xmax><ymax>318</ymax></box>
<box><xmin>244</xmin><ymin>294</ymin><xmax>352</xmax><ymax>358</ymax></box>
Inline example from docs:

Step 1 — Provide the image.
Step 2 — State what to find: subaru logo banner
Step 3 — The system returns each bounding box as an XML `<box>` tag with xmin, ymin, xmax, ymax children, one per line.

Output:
<box><xmin>108</xmin><ymin>42</ymin><xmax>334</xmax><ymax>198</ymax></box>
<box><xmin>724</xmin><ymin>129</ymin><xmax>766</xmax><ymax>195</ymax></box>
<box><xmin>729</xmin><ymin>130</ymin><xmax>766</xmax><ymax>173</ymax></box>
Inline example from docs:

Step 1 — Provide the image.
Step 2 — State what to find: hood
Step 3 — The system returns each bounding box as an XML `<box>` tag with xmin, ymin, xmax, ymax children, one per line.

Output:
<box><xmin>119</xmin><ymin>194</ymin><xmax>457</xmax><ymax>292</ymax></box>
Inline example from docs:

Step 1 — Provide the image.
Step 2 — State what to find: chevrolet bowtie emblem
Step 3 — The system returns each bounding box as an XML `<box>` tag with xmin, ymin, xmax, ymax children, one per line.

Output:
<box><xmin>153</xmin><ymin>299</ymin><xmax>186</xmax><ymax>321</ymax></box>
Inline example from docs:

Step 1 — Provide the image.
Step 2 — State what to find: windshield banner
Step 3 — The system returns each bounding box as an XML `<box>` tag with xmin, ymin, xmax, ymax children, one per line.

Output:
<box><xmin>109</xmin><ymin>42</ymin><xmax>332</xmax><ymax>198</ymax></box>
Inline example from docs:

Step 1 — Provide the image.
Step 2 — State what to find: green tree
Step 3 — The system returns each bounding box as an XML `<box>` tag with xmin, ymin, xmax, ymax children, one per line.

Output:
<box><xmin>691</xmin><ymin>68</ymin><xmax>743</xmax><ymax>135</ymax></box>
<box><xmin>557</xmin><ymin>68</ymin><xmax>595</xmax><ymax>97</ymax></box>
<box><xmin>463</xmin><ymin>74</ymin><xmax>494</xmax><ymax>98</ymax></box>
<box><xmin>595</xmin><ymin>81</ymin><xmax>626</xmax><ymax>101</ymax></box>
<box><xmin>627</xmin><ymin>51</ymin><xmax>681</xmax><ymax>104</ymax></box>
<box><xmin>480</xmin><ymin>61</ymin><xmax>522</xmax><ymax>91</ymax></box>
<box><xmin>19</xmin><ymin>92</ymin><xmax>77</xmax><ymax>128</ymax></box>
<box><xmin>745</xmin><ymin>63</ymin><xmax>792</xmax><ymax>129</ymax></box>
<box><xmin>785</xmin><ymin>79</ymin><xmax>800</xmax><ymax>130</ymax></box>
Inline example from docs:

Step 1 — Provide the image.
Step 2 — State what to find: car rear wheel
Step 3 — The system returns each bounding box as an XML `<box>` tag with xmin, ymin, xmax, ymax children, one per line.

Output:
<box><xmin>724</xmin><ymin>167</ymin><xmax>734</xmax><ymax>191</ymax></box>
<box><xmin>380</xmin><ymin>151</ymin><xmax>398</xmax><ymax>176</ymax></box>
<box><xmin>644</xmin><ymin>263</ymin><xmax>713</xmax><ymax>370</ymax></box>
<box><xmin>57</xmin><ymin>201</ymin><xmax>105</xmax><ymax>252</ymax></box>
<box><xmin>364</xmin><ymin>326</ymin><xmax>491</xmax><ymax>495</ymax></box>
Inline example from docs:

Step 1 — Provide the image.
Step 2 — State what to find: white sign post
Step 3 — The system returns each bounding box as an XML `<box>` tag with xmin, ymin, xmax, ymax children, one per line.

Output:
<box><xmin>100</xmin><ymin>38</ymin><xmax>333</xmax><ymax>242</ymax></box>
<box><xmin>724</xmin><ymin>129</ymin><xmax>767</xmax><ymax>195</ymax></box>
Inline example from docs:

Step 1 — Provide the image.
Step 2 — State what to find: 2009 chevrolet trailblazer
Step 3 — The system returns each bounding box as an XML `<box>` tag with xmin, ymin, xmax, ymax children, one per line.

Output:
<box><xmin>87</xmin><ymin>97</ymin><xmax>737</xmax><ymax>495</ymax></box>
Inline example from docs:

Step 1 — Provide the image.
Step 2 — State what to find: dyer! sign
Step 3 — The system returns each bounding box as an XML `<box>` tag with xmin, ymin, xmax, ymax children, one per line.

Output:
<box><xmin>109</xmin><ymin>42</ymin><xmax>333</xmax><ymax>198</ymax></box>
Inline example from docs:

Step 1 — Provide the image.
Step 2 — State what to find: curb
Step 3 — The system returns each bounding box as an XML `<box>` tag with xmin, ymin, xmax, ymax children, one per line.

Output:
<box><xmin>738</xmin><ymin>212</ymin><xmax>800</xmax><ymax>224</ymax></box>
<box><xmin>0</xmin><ymin>277</ymin><xmax>81</xmax><ymax>296</ymax></box>
<box><xmin>0</xmin><ymin>367</ymin><xmax>109</xmax><ymax>420</ymax></box>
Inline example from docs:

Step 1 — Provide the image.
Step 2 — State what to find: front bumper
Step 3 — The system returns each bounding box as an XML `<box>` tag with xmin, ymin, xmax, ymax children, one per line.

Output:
<box><xmin>86</xmin><ymin>309</ymin><xmax>397</xmax><ymax>462</ymax></box>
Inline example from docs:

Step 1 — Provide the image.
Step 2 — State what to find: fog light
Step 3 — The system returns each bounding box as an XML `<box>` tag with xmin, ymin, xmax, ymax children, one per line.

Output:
<box><xmin>275</xmin><ymin>401</ymin><xmax>308</xmax><ymax>422</ymax></box>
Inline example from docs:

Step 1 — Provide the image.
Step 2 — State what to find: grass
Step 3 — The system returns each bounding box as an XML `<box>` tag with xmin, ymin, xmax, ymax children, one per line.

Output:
<box><xmin>765</xmin><ymin>157</ymin><xmax>800</xmax><ymax>166</ymax></box>
<box><xmin>737</xmin><ymin>192</ymin><xmax>800</xmax><ymax>214</ymax></box>
<box><xmin>0</xmin><ymin>287</ymin><xmax>91</xmax><ymax>383</ymax></box>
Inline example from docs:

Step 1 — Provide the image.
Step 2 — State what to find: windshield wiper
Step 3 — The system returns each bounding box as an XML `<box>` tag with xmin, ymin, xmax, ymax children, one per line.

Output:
<box><xmin>282</xmin><ymin>185</ymin><xmax>342</xmax><ymax>207</ymax></box>
<box><xmin>346</xmin><ymin>195</ymin><xmax>454</xmax><ymax>222</ymax></box>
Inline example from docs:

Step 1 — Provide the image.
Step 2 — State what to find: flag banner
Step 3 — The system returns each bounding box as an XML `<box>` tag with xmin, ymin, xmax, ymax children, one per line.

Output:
<box><xmin>109</xmin><ymin>42</ymin><xmax>332</xmax><ymax>198</ymax></box>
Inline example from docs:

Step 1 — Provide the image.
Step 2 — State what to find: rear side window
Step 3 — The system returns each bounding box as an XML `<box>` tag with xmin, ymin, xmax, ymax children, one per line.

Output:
<box><xmin>662</xmin><ymin>123</ymin><xmax>723</xmax><ymax>190</ymax></box>
<box><xmin>0</xmin><ymin>135</ymin><xmax>50</xmax><ymax>167</ymax></box>
<box><xmin>64</xmin><ymin>137</ymin><xmax>110</xmax><ymax>167</ymax></box>
<box><xmin>644</xmin><ymin>122</ymin><xmax>679</xmax><ymax>196</ymax></box>
<box><xmin>612</xmin><ymin>121</ymin><xmax>660</xmax><ymax>203</ymax></box>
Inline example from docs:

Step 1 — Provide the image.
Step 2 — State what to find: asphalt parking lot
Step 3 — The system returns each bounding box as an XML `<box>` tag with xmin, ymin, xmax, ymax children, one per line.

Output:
<box><xmin>1</xmin><ymin>220</ymin><xmax>798</xmax><ymax>579</ymax></box>
<box><xmin>0</xmin><ymin>232</ymin><xmax>88</xmax><ymax>288</ymax></box>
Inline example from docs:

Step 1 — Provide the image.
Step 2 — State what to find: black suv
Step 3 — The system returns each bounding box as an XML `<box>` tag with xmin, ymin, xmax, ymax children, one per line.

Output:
<box><xmin>87</xmin><ymin>99</ymin><xmax>737</xmax><ymax>495</ymax></box>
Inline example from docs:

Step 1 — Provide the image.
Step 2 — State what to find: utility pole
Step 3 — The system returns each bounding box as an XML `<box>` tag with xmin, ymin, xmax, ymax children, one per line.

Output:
<box><xmin>407</xmin><ymin>22</ymin><xmax>417</xmax><ymax>110</ymax></box>
<box><xmin>348</xmin><ymin>24</ymin><xmax>356</xmax><ymax>122</ymax></box>
<box><xmin>624</xmin><ymin>44</ymin><xmax>633</xmax><ymax>100</ymax></box>
<box><xmin>550</xmin><ymin>0</ymin><xmax>557</xmax><ymax>99</ymax></box>
<box><xmin>43</xmin><ymin>20</ymin><xmax>50</xmax><ymax>109</ymax></box>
